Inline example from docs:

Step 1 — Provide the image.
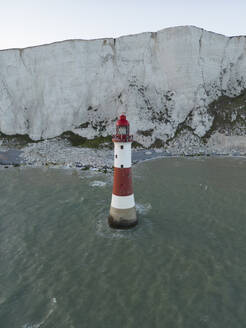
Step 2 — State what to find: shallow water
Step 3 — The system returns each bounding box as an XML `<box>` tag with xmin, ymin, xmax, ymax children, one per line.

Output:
<box><xmin>1</xmin><ymin>158</ymin><xmax>246</xmax><ymax>328</ymax></box>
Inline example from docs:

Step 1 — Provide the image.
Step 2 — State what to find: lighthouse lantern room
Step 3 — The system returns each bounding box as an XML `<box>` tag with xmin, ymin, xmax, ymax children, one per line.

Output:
<box><xmin>108</xmin><ymin>114</ymin><xmax>137</xmax><ymax>229</ymax></box>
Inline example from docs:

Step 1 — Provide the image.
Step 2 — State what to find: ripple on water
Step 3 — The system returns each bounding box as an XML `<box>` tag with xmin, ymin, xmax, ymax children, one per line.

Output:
<box><xmin>22</xmin><ymin>299</ymin><xmax>57</xmax><ymax>328</ymax></box>
<box><xmin>2</xmin><ymin>158</ymin><xmax>245</xmax><ymax>327</ymax></box>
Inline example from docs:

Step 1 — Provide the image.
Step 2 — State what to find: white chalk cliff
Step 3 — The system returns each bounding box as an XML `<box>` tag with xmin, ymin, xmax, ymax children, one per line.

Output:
<box><xmin>0</xmin><ymin>25</ymin><xmax>246</xmax><ymax>149</ymax></box>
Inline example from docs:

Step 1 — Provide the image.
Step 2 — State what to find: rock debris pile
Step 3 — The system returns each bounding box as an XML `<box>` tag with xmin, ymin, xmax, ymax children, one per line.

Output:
<box><xmin>20</xmin><ymin>139</ymin><xmax>113</xmax><ymax>170</ymax></box>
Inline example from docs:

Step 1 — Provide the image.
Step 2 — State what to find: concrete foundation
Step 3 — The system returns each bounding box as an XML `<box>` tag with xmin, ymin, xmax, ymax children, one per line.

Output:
<box><xmin>108</xmin><ymin>206</ymin><xmax>137</xmax><ymax>229</ymax></box>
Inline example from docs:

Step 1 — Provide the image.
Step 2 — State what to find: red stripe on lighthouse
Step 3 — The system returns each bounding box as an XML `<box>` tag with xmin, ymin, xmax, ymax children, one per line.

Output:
<box><xmin>113</xmin><ymin>167</ymin><xmax>133</xmax><ymax>196</ymax></box>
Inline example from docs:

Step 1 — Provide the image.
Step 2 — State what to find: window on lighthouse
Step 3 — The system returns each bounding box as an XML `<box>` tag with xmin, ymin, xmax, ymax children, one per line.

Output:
<box><xmin>121</xmin><ymin>145</ymin><xmax>124</xmax><ymax>149</ymax></box>
<box><xmin>118</xmin><ymin>126</ymin><xmax>127</xmax><ymax>135</ymax></box>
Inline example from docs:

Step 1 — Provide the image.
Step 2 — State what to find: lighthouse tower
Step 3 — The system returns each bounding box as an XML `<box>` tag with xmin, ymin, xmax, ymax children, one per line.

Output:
<box><xmin>108</xmin><ymin>114</ymin><xmax>137</xmax><ymax>229</ymax></box>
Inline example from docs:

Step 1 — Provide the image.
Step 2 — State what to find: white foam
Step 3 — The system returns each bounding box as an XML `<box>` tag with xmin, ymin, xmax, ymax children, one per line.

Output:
<box><xmin>22</xmin><ymin>323</ymin><xmax>43</xmax><ymax>328</ymax></box>
<box><xmin>90</xmin><ymin>180</ymin><xmax>107</xmax><ymax>187</ymax></box>
<box><xmin>136</xmin><ymin>203</ymin><xmax>152</xmax><ymax>215</ymax></box>
<box><xmin>95</xmin><ymin>217</ymin><xmax>136</xmax><ymax>240</ymax></box>
<box><xmin>199</xmin><ymin>183</ymin><xmax>209</xmax><ymax>191</ymax></box>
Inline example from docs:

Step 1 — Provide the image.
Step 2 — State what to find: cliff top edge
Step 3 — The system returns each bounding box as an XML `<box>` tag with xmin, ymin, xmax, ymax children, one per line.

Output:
<box><xmin>0</xmin><ymin>25</ymin><xmax>245</xmax><ymax>52</ymax></box>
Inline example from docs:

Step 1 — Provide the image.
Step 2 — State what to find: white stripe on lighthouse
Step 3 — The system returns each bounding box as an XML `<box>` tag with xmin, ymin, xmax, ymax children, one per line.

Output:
<box><xmin>111</xmin><ymin>194</ymin><xmax>135</xmax><ymax>209</ymax></box>
<box><xmin>114</xmin><ymin>142</ymin><xmax>132</xmax><ymax>168</ymax></box>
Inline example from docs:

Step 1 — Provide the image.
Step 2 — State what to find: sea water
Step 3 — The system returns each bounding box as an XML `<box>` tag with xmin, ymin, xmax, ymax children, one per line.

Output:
<box><xmin>0</xmin><ymin>158</ymin><xmax>246</xmax><ymax>328</ymax></box>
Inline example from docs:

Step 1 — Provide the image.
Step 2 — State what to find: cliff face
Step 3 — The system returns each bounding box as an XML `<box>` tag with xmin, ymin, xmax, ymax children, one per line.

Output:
<box><xmin>0</xmin><ymin>26</ymin><xmax>246</xmax><ymax>149</ymax></box>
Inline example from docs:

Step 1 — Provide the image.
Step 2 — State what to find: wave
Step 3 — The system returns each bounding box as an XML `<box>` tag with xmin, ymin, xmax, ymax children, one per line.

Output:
<box><xmin>22</xmin><ymin>298</ymin><xmax>57</xmax><ymax>328</ymax></box>
<box><xmin>90</xmin><ymin>180</ymin><xmax>107</xmax><ymax>187</ymax></box>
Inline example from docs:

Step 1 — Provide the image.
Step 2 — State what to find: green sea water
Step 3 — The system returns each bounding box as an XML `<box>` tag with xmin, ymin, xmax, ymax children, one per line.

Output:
<box><xmin>0</xmin><ymin>157</ymin><xmax>246</xmax><ymax>328</ymax></box>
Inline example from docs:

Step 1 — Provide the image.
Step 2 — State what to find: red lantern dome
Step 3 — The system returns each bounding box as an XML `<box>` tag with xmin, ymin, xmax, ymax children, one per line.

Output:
<box><xmin>113</xmin><ymin>114</ymin><xmax>133</xmax><ymax>142</ymax></box>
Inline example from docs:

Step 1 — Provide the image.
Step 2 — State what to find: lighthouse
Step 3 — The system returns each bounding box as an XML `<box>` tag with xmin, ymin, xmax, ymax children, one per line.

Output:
<box><xmin>108</xmin><ymin>114</ymin><xmax>137</xmax><ymax>229</ymax></box>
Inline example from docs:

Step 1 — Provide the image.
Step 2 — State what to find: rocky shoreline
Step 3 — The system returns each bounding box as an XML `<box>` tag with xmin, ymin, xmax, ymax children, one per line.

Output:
<box><xmin>1</xmin><ymin>136</ymin><xmax>246</xmax><ymax>171</ymax></box>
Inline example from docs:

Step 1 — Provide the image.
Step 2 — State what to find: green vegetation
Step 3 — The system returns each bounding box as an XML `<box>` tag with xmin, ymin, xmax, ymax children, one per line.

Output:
<box><xmin>81</xmin><ymin>165</ymin><xmax>90</xmax><ymax>170</ymax></box>
<box><xmin>3</xmin><ymin>88</ymin><xmax>245</xmax><ymax>151</ymax></box>
<box><xmin>172</xmin><ymin>123</ymin><xmax>195</xmax><ymax>141</ymax></box>
<box><xmin>78</xmin><ymin>122</ymin><xmax>90</xmax><ymax>129</ymax></box>
<box><xmin>0</xmin><ymin>130</ymin><xmax>144</xmax><ymax>150</ymax></box>
<box><xmin>0</xmin><ymin>132</ymin><xmax>35</xmax><ymax>148</ymax></box>
<box><xmin>137</xmin><ymin>129</ymin><xmax>154</xmax><ymax>137</ymax></box>
<box><xmin>60</xmin><ymin>131</ymin><xmax>113</xmax><ymax>149</ymax></box>
<box><xmin>61</xmin><ymin>131</ymin><xmax>144</xmax><ymax>149</ymax></box>
<box><xmin>132</xmin><ymin>141</ymin><xmax>143</xmax><ymax>148</ymax></box>
<box><xmin>202</xmin><ymin>89</ymin><xmax>246</xmax><ymax>142</ymax></box>
<box><xmin>150</xmin><ymin>138</ymin><xmax>164</xmax><ymax>148</ymax></box>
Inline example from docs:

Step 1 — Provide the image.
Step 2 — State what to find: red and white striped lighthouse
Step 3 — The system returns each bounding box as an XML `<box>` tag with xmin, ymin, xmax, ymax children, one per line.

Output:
<box><xmin>108</xmin><ymin>114</ymin><xmax>137</xmax><ymax>229</ymax></box>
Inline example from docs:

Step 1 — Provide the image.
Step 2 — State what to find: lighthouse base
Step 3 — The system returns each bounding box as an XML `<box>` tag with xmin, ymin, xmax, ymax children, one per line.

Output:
<box><xmin>108</xmin><ymin>206</ymin><xmax>137</xmax><ymax>229</ymax></box>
